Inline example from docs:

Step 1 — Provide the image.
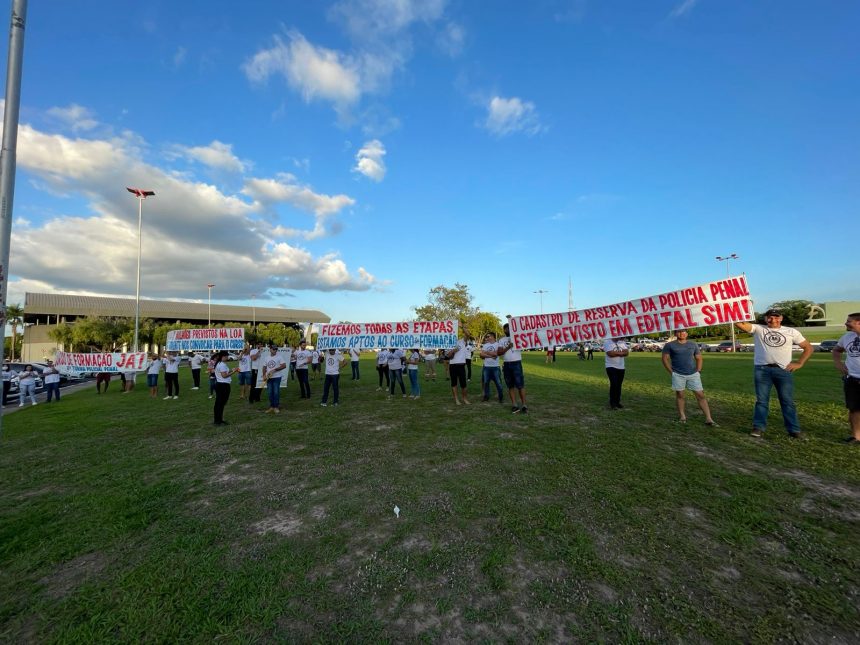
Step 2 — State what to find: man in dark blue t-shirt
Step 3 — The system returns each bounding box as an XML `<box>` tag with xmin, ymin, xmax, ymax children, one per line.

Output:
<box><xmin>661</xmin><ymin>329</ymin><xmax>717</xmax><ymax>426</ymax></box>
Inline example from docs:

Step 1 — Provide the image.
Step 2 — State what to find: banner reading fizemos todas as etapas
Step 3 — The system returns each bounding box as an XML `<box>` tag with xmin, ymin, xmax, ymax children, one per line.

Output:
<box><xmin>317</xmin><ymin>320</ymin><xmax>458</xmax><ymax>350</ymax></box>
<box><xmin>509</xmin><ymin>275</ymin><xmax>754</xmax><ymax>350</ymax></box>
<box><xmin>165</xmin><ymin>328</ymin><xmax>245</xmax><ymax>352</ymax></box>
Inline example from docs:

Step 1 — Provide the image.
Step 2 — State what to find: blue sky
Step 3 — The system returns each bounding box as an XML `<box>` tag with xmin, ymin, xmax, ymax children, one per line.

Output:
<box><xmin>3</xmin><ymin>0</ymin><xmax>858</xmax><ymax>323</ymax></box>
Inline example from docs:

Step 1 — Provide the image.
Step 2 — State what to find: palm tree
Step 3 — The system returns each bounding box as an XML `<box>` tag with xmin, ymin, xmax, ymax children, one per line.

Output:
<box><xmin>6</xmin><ymin>303</ymin><xmax>23</xmax><ymax>361</ymax></box>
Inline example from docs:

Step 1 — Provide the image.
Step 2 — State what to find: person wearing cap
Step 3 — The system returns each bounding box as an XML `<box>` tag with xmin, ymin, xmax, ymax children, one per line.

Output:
<box><xmin>295</xmin><ymin>340</ymin><xmax>312</xmax><ymax>399</ymax></box>
<box><xmin>736</xmin><ymin>309</ymin><xmax>814</xmax><ymax>438</ymax></box>
<box><xmin>43</xmin><ymin>360</ymin><xmax>62</xmax><ymax>403</ymax></box>
<box><xmin>833</xmin><ymin>312</ymin><xmax>860</xmax><ymax>444</ymax></box>
<box><xmin>661</xmin><ymin>329</ymin><xmax>716</xmax><ymax>426</ymax></box>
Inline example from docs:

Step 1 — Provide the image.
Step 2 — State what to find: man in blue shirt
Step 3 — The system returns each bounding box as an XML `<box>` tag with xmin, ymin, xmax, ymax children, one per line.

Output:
<box><xmin>661</xmin><ymin>329</ymin><xmax>717</xmax><ymax>426</ymax></box>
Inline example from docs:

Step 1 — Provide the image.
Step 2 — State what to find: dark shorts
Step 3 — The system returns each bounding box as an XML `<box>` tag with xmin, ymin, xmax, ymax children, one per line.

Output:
<box><xmin>503</xmin><ymin>361</ymin><xmax>524</xmax><ymax>389</ymax></box>
<box><xmin>147</xmin><ymin>374</ymin><xmax>158</xmax><ymax>387</ymax></box>
<box><xmin>450</xmin><ymin>363</ymin><xmax>467</xmax><ymax>388</ymax></box>
<box><xmin>238</xmin><ymin>371</ymin><xmax>252</xmax><ymax>385</ymax></box>
<box><xmin>845</xmin><ymin>376</ymin><xmax>860</xmax><ymax>412</ymax></box>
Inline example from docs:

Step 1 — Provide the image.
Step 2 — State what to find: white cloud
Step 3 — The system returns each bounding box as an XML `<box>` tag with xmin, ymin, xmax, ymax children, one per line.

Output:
<box><xmin>242</xmin><ymin>32</ymin><xmax>362</xmax><ymax>107</ymax></box>
<box><xmin>436</xmin><ymin>21</ymin><xmax>465</xmax><ymax>57</ymax></box>
<box><xmin>329</xmin><ymin>0</ymin><xmax>447</xmax><ymax>40</ymax></box>
<box><xmin>484</xmin><ymin>96</ymin><xmax>545</xmax><ymax>137</ymax></box>
<box><xmin>173</xmin><ymin>46</ymin><xmax>188</xmax><ymax>68</ymax></box>
<box><xmin>352</xmin><ymin>139</ymin><xmax>386</xmax><ymax>182</ymax></box>
<box><xmin>669</xmin><ymin>0</ymin><xmax>699</xmax><ymax>19</ymax></box>
<box><xmin>10</xmin><ymin>115</ymin><xmax>375</xmax><ymax>299</ymax></box>
<box><xmin>45</xmin><ymin>104</ymin><xmax>98</xmax><ymax>132</ymax></box>
<box><xmin>166</xmin><ymin>140</ymin><xmax>247</xmax><ymax>174</ymax></box>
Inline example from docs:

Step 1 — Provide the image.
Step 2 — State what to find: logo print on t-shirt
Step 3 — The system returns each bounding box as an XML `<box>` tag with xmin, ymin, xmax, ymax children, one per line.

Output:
<box><xmin>763</xmin><ymin>330</ymin><xmax>786</xmax><ymax>347</ymax></box>
<box><xmin>848</xmin><ymin>336</ymin><xmax>860</xmax><ymax>357</ymax></box>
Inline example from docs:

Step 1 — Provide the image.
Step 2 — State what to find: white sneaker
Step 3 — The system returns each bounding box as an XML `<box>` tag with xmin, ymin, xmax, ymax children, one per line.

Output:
<box><xmin>173</xmin><ymin>396</ymin><xmax>179</xmax><ymax>400</ymax></box>
<box><xmin>191</xmin><ymin>387</ymin><xmax>199</xmax><ymax>390</ymax></box>
<box><xmin>32</xmin><ymin>402</ymin><xmax>37</xmax><ymax>406</ymax></box>
<box><xmin>321</xmin><ymin>402</ymin><xmax>327</xmax><ymax>407</ymax></box>
<box><xmin>163</xmin><ymin>396</ymin><xmax>172</xmax><ymax>400</ymax></box>
<box><xmin>208</xmin><ymin>395</ymin><xmax>213</xmax><ymax>399</ymax></box>
<box><xmin>18</xmin><ymin>402</ymin><xmax>23</xmax><ymax>407</ymax></box>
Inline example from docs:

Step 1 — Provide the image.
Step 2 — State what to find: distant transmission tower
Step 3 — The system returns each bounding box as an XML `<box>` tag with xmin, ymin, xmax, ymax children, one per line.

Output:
<box><xmin>568</xmin><ymin>276</ymin><xmax>574</xmax><ymax>311</ymax></box>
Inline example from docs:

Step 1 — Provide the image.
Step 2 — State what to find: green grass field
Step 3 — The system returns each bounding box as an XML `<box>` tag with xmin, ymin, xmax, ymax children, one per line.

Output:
<box><xmin>1</xmin><ymin>353</ymin><xmax>858</xmax><ymax>642</ymax></box>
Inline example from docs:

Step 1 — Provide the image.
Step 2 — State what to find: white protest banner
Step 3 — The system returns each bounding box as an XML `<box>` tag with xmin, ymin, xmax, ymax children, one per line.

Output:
<box><xmin>166</xmin><ymin>327</ymin><xmax>245</xmax><ymax>352</ymax></box>
<box><xmin>317</xmin><ymin>320</ymin><xmax>458</xmax><ymax>350</ymax></box>
<box><xmin>509</xmin><ymin>275</ymin><xmax>754</xmax><ymax>350</ymax></box>
<box><xmin>54</xmin><ymin>351</ymin><xmax>150</xmax><ymax>375</ymax></box>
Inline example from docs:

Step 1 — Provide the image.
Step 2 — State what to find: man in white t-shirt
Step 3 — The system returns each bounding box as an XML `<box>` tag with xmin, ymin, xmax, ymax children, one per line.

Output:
<box><xmin>833</xmin><ymin>312</ymin><xmax>860</xmax><ymax>444</ymax></box>
<box><xmin>376</xmin><ymin>348</ymin><xmax>390</xmax><ymax>391</ymax></box>
<box><xmin>387</xmin><ymin>347</ymin><xmax>407</xmax><ymax>398</ymax></box>
<box><xmin>249</xmin><ymin>343</ymin><xmax>264</xmax><ymax>403</ymax></box>
<box><xmin>162</xmin><ymin>352</ymin><xmax>180</xmax><ymax>400</ymax></box>
<box><xmin>311</xmin><ymin>349</ymin><xmax>321</xmax><ymax>380</ymax></box>
<box><xmin>261</xmin><ymin>344</ymin><xmax>287</xmax><ymax>414</ymax></box>
<box><xmin>189</xmin><ymin>352</ymin><xmax>204</xmax><ymax>390</ymax></box>
<box><xmin>321</xmin><ymin>349</ymin><xmax>347</xmax><ymax>406</ymax></box>
<box><xmin>498</xmin><ymin>322</ymin><xmax>528</xmax><ymax>413</ymax></box>
<box><xmin>349</xmin><ymin>347</ymin><xmax>361</xmax><ymax>380</ymax></box>
<box><xmin>480</xmin><ymin>332</ymin><xmax>503</xmax><ymax>403</ymax></box>
<box><xmin>603</xmin><ymin>338</ymin><xmax>629</xmax><ymax>410</ymax></box>
<box><xmin>43</xmin><ymin>360</ymin><xmax>62</xmax><ymax>403</ymax></box>
<box><xmin>295</xmin><ymin>340</ymin><xmax>312</xmax><ymax>399</ymax></box>
<box><xmin>446</xmin><ymin>339</ymin><xmax>470</xmax><ymax>405</ymax></box>
<box><xmin>736</xmin><ymin>309</ymin><xmax>813</xmax><ymax>438</ymax></box>
<box><xmin>237</xmin><ymin>345</ymin><xmax>253</xmax><ymax>400</ymax></box>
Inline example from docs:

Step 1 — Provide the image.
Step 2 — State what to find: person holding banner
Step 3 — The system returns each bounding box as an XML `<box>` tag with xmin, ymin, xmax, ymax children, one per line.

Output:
<box><xmin>146</xmin><ymin>354</ymin><xmax>162</xmax><ymax>399</ymax></box>
<box><xmin>18</xmin><ymin>365</ymin><xmax>38</xmax><ymax>407</ymax></box>
<box><xmin>163</xmin><ymin>352</ymin><xmax>180</xmax><ymax>400</ymax></box>
<box><xmin>349</xmin><ymin>347</ymin><xmax>361</xmax><ymax>380</ymax></box>
<box><xmin>237</xmin><ymin>345</ymin><xmax>253</xmax><ymax>400</ymax></box>
<box><xmin>376</xmin><ymin>348</ymin><xmax>390</xmax><ymax>391</ymax></box>
<box><xmin>43</xmin><ymin>360</ymin><xmax>61</xmax><ymax>403</ymax></box>
<box><xmin>213</xmin><ymin>350</ymin><xmax>239</xmax><ymax>426</ymax></box>
<box><xmin>498</xmin><ymin>322</ymin><xmax>528</xmax><ymax>414</ymax></box>
<box><xmin>295</xmin><ymin>340</ymin><xmax>312</xmax><ymax>400</ymax></box>
<box><xmin>262</xmin><ymin>344</ymin><xmax>287</xmax><ymax>414</ymax></box>
<box><xmin>604</xmin><ymin>338</ymin><xmax>629</xmax><ymax>410</ymax></box>
<box><xmin>661</xmin><ymin>330</ymin><xmax>717</xmax><ymax>426</ymax></box>
<box><xmin>423</xmin><ymin>348</ymin><xmax>437</xmax><ymax>380</ymax></box>
<box><xmin>446</xmin><ymin>338</ymin><xmax>471</xmax><ymax>405</ymax></box>
<box><xmin>480</xmin><ymin>332</ymin><xmax>504</xmax><ymax>403</ymax></box>
<box><xmin>833</xmin><ymin>312</ymin><xmax>860</xmax><ymax>444</ymax></box>
<box><xmin>321</xmin><ymin>349</ymin><xmax>347</xmax><ymax>406</ymax></box>
<box><xmin>249</xmin><ymin>343</ymin><xmax>264</xmax><ymax>403</ymax></box>
<box><xmin>388</xmin><ymin>347</ymin><xmax>407</xmax><ymax>398</ymax></box>
<box><xmin>736</xmin><ymin>310</ymin><xmax>813</xmax><ymax>438</ymax></box>
<box><xmin>406</xmin><ymin>347</ymin><xmax>421</xmax><ymax>398</ymax></box>
<box><xmin>189</xmin><ymin>352</ymin><xmax>203</xmax><ymax>390</ymax></box>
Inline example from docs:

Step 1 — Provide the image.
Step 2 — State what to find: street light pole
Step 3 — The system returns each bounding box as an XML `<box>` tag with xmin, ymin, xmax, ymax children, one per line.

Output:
<box><xmin>534</xmin><ymin>289</ymin><xmax>549</xmax><ymax>314</ymax></box>
<box><xmin>207</xmin><ymin>283</ymin><xmax>215</xmax><ymax>327</ymax></box>
<box><xmin>126</xmin><ymin>187</ymin><xmax>155</xmax><ymax>352</ymax></box>
<box><xmin>716</xmin><ymin>254</ymin><xmax>739</xmax><ymax>352</ymax></box>
<box><xmin>251</xmin><ymin>293</ymin><xmax>256</xmax><ymax>331</ymax></box>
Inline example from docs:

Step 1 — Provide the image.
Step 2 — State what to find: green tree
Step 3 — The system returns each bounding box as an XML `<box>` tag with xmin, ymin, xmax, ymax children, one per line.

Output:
<box><xmin>6</xmin><ymin>303</ymin><xmax>23</xmax><ymax>361</ymax></box>
<box><xmin>760</xmin><ymin>300</ymin><xmax>817</xmax><ymax>327</ymax></box>
<box><xmin>48</xmin><ymin>324</ymin><xmax>75</xmax><ymax>351</ymax></box>
<box><xmin>69</xmin><ymin>316</ymin><xmax>131</xmax><ymax>351</ymax></box>
<box><xmin>413</xmin><ymin>283</ymin><xmax>477</xmax><ymax>336</ymax></box>
<box><xmin>285</xmin><ymin>327</ymin><xmax>302</xmax><ymax>347</ymax></box>
<box><xmin>464</xmin><ymin>311</ymin><xmax>503</xmax><ymax>341</ymax></box>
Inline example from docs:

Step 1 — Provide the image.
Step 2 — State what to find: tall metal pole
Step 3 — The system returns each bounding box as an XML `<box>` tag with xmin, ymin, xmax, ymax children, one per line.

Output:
<box><xmin>133</xmin><ymin>196</ymin><xmax>142</xmax><ymax>351</ymax></box>
<box><xmin>207</xmin><ymin>284</ymin><xmax>215</xmax><ymax>327</ymax></box>
<box><xmin>534</xmin><ymin>289</ymin><xmax>548</xmax><ymax>314</ymax></box>
<box><xmin>716</xmin><ymin>254</ymin><xmax>739</xmax><ymax>351</ymax></box>
<box><xmin>0</xmin><ymin>0</ymin><xmax>28</xmax><ymax>437</ymax></box>
<box><xmin>251</xmin><ymin>293</ymin><xmax>256</xmax><ymax>330</ymax></box>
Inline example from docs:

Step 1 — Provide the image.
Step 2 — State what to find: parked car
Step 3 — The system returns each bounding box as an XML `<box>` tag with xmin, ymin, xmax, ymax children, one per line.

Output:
<box><xmin>699</xmin><ymin>343</ymin><xmax>714</xmax><ymax>352</ymax></box>
<box><xmin>715</xmin><ymin>341</ymin><xmax>742</xmax><ymax>353</ymax></box>
<box><xmin>817</xmin><ymin>340</ymin><xmax>839</xmax><ymax>352</ymax></box>
<box><xmin>5</xmin><ymin>363</ymin><xmax>45</xmax><ymax>391</ymax></box>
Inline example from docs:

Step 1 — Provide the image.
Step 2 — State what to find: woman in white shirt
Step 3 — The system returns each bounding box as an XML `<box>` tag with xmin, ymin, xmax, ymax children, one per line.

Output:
<box><xmin>18</xmin><ymin>365</ymin><xmax>38</xmax><ymax>407</ymax></box>
<box><xmin>163</xmin><ymin>352</ymin><xmax>180</xmax><ymax>400</ymax></box>
<box><xmin>407</xmin><ymin>347</ymin><xmax>421</xmax><ymax>399</ymax></box>
<box><xmin>2</xmin><ymin>363</ymin><xmax>12</xmax><ymax>406</ymax></box>
<box><xmin>214</xmin><ymin>350</ymin><xmax>238</xmax><ymax>426</ymax></box>
<box><xmin>146</xmin><ymin>354</ymin><xmax>162</xmax><ymax>399</ymax></box>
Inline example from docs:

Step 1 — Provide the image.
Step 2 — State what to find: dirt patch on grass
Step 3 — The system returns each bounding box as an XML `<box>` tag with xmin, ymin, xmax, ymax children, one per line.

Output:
<box><xmin>252</xmin><ymin>512</ymin><xmax>303</xmax><ymax>536</ymax></box>
<box><xmin>39</xmin><ymin>551</ymin><xmax>109</xmax><ymax>600</ymax></box>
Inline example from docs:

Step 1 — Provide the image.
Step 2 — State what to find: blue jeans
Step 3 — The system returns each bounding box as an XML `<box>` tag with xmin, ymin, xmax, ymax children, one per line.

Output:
<box><xmin>389</xmin><ymin>368</ymin><xmax>405</xmax><ymax>395</ymax></box>
<box><xmin>408</xmin><ymin>369</ymin><xmax>420</xmax><ymax>396</ymax></box>
<box><xmin>753</xmin><ymin>365</ymin><xmax>800</xmax><ymax>434</ymax></box>
<box><xmin>483</xmin><ymin>366</ymin><xmax>503</xmax><ymax>400</ymax></box>
<box><xmin>322</xmin><ymin>374</ymin><xmax>340</xmax><ymax>404</ymax></box>
<box><xmin>46</xmin><ymin>382</ymin><xmax>61</xmax><ymax>402</ymax></box>
<box><xmin>267</xmin><ymin>377</ymin><xmax>282</xmax><ymax>408</ymax></box>
<box><xmin>351</xmin><ymin>361</ymin><xmax>360</xmax><ymax>379</ymax></box>
<box><xmin>20</xmin><ymin>382</ymin><xmax>36</xmax><ymax>404</ymax></box>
